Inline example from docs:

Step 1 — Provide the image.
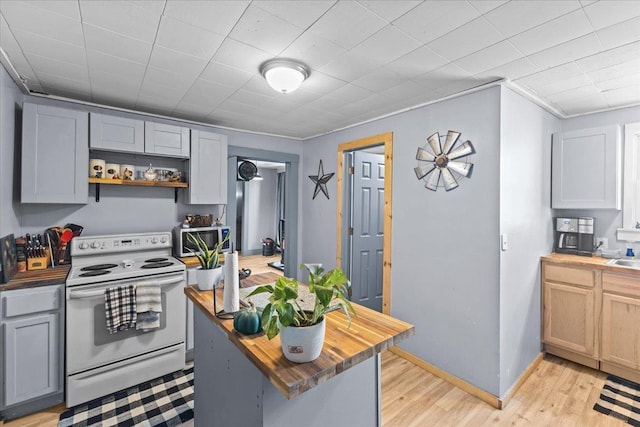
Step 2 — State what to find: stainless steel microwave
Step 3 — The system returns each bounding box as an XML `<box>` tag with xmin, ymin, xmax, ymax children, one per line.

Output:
<box><xmin>173</xmin><ymin>226</ymin><xmax>231</xmax><ymax>257</ymax></box>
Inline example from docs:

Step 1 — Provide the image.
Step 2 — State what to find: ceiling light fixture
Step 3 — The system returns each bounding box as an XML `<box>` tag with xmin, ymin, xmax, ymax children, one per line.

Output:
<box><xmin>260</xmin><ymin>59</ymin><xmax>309</xmax><ymax>94</ymax></box>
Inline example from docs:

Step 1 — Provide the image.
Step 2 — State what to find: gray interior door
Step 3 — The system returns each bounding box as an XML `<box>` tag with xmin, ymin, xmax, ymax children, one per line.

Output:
<box><xmin>350</xmin><ymin>151</ymin><xmax>384</xmax><ymax>312</ymax></box>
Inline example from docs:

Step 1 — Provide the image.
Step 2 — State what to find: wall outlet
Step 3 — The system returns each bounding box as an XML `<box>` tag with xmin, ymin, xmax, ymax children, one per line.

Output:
<box><xmin>597</xmin><ymin>237</ymin><xmax>608</xmax><ymax>249</ymax></box>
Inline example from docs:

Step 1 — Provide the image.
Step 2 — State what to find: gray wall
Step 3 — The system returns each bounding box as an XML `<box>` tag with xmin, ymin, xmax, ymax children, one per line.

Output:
<box><xmin>556</xmin><ymin>105</ymin><xmax>640</xmax><ymax>251</ymax></box>
<box><xmin>0</xmin><ymin>65</ymin><xmax>23</xmax><ymax>237</ymax></box>
<box><xmin>498</xmin><ymin>87</ymin><xmax>559</xmax><ymax>396</ymax></box>
<box><xmin>304</xmin><ymin>86</ymin><xmax>505</xmax><ymax>395</ymax></box>
<box><xmin>244</xmin><ymin>168</ymin><xmax>278</xmax><ymax>254</ymax></box>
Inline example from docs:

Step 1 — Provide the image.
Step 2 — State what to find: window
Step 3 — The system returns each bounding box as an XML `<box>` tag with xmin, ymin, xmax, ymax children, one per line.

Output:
<box><xmin>618</xmin><ymin>122</ymin><xmax>640</xmax><ymax>242</ymax></box>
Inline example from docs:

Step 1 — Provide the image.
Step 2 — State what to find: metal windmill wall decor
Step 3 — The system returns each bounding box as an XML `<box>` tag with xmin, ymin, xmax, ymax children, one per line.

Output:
<box><xmin>414</xmin><ymin>130</ymin><xmax>476</xmax><ymax>192</ymax></box>
<box><xmin>309</xmin><ymin>159</ymin><xmax>335</xmax><ymax>200</ymax></box>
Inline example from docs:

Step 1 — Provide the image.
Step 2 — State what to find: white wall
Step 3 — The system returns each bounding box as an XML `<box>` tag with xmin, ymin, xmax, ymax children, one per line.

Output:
<box><xmin>0</xmin><ymin>65</ymin><xmax>23</xmax><ymax>237</ymax></box>
<box><xmin>304</xmin><ymin>86</ymin><xmax>504</xmax><ymax>395</ymax></box>
<box><xmin>557</xmin><ymin>105</ymin><xmax>640</xmax><ymax>251</ymax></box>
<box><xmin>244</xmin><ymin>168</ymin><xmax>278</xmax><ymax>254</ymax></box>
<box><xmin>499</xmin><ymin>87</ymin><xmax>559</xmax><ymax>396</ymax></box>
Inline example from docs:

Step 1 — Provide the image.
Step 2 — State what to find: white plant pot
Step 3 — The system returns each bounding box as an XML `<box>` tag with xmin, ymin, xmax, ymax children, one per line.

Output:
<box><xmin>279</xmin><ymin>317</ymin><xmax>326</xmax><ymax>363</ymax></box>
<box><xmin>196</xmin><ymin>266</ymin><xmax>223</xmax><ymax>291</ymax></box>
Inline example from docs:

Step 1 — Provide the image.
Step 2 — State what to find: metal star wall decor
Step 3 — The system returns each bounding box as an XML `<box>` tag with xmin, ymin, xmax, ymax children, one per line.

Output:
<box><xmin>414</xmin><ymin>130</ymin><xmax>475</xmax><ymax>192</ymax></box>
<box><xmin>309</xmin><ymin>160</ymin><xmax>335</xmax><ymax>200</ymax></box>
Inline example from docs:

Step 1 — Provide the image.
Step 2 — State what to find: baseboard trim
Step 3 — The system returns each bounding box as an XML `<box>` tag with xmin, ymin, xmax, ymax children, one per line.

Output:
<box><xmin>500</xmin><ymin>352</ymin><xmax>544</xmax><ymax>409</ymax></box>
<box><xmin>600</xmin><ymin>360</ymin><xmax>640</xmax><ymax>384</ymax></box>
<box><xmin>389</xmin><ymin>347</ymin><xmax>501</xmax><ymax>409</ymax></box>
<box><xmin>0</xmin><ymin>392</ymin><xmax>64</xmax><ymax>421</ymax></box>
<box><xmin>544</xmin><ymin>344</ymin><xmax>599</xmax><ymax>369</ymax></box>
<box><xmin>389</xmin><ymin>347</ymin><xmax>544</xmax><ymax>410</ymax></box>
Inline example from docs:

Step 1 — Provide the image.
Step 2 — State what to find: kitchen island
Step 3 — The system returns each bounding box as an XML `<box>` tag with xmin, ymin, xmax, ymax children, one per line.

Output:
<box><xmin>185</xmin><ymin>272</ymin><xmax>414</xmax><ymax>427</ymax></box>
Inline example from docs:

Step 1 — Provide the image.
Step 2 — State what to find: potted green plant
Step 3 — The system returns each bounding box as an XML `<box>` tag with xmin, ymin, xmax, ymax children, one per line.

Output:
<box><xmin>187</xmin><ymin>232</ymin><xmax>229</xmax><ymax>291</ymax></box>
<box><xmin>248</xmin><ymin>263</ymin><xmax>356</xmax><ymax>363</ymax></box>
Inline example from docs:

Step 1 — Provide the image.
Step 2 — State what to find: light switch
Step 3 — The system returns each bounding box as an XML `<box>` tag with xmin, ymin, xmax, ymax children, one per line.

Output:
<box><xmin>501</xmin><ymin>234</ymin><xmax>508</xmax><ymax>251</ymax></box>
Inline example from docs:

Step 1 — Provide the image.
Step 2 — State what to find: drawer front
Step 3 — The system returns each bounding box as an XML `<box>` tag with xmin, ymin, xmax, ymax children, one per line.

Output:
<box><xmin>603</xmin><ymin>272</ymin><xmax>640</xmax><ymax>298</ymax></box>
<box><xmin>544</xmin><ymin>263</ymin><xmax>595</xmax><ymax>288</ymax></box>
<box><xmin>2</xmin><ymin>286</ymin><xmax>61</xmax><ymax>318</ymax></box>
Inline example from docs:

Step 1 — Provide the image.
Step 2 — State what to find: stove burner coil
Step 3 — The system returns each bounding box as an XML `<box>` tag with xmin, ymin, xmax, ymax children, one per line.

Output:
<box><xmin>78</xmin><ymin>270</ymin><xmax>111</xmax><ymax>277</ymax></box>
<box><xmin>145</xmin><ymin>258</ymin><xmax>168</xmax><ymax>263</ymax></box>
<box><xmin>140</xmin><ymin>261</ymin><xmax>174</xmax><ymax>269</ymax></box>
<box><xmin>81</xmin><ymin>263</ymin><xmax>118</xmax><ymax>271</ymax></box>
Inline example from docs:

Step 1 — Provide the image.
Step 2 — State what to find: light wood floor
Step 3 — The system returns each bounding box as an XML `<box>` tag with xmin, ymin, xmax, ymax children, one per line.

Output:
<box><xmin>381</xmin><ymin>352</ymin><xmax>625</xmax><ymax>427</ymax></box>
<box><xmin>237</xmin><ymin>253</ymin><xmax>285</xmax><ymax>277</ymax></box>
<box><xmin>3</xmin><ymin>351</ymin><xmax>625</xmax><ymax>427</ymax></box>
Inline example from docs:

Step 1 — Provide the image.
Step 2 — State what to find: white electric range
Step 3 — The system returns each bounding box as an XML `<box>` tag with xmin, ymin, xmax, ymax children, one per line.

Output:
<box><xmin>65</xmin><ymin>232</ymin><xmax>186</xmax><ymax>407</ymax></box>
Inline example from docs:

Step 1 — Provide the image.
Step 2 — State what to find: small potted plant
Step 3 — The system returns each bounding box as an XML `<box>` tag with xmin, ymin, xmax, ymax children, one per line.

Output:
<box><xmin>187</xmin><ymin>232</ymin><xmax>229</xmax><ymax>291</ymax></box>
<box><xmin>248</xmin><ymin>263</ymin><xmax>356</xmax><ymax>363</ymax></box>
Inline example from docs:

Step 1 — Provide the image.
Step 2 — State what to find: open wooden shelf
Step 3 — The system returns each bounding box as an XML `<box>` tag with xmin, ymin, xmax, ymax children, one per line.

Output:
<box><xmin>89</xmin><ymin>177</ymin><xmax>188</xmax><ymax>188</ymax></box>
<box><xmin>89</xmin><ymin>177</ymin><xmax>188</xmax><ymax>202</ymax></box>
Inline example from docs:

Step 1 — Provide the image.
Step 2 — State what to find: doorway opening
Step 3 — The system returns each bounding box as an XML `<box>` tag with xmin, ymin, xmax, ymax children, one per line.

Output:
<box><xmin>337</xmin><ymin>132</ymin><xmax>393</xmax><ymax>314</ymax></box>
<box><xmin>235</xmin><ymin>159</ymin><xmax>286</xmax><ymax>275</ymax></box>
<box><xmin>227</xmin><ymin>147</ymin><xmax>299</xmax><ymax>278</ymax></box>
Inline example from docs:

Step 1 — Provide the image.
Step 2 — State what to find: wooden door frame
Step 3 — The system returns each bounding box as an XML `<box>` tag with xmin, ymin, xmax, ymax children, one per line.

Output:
<box><xmin>336</xmin><ymin>132</ymin><xmax>393</xmax><ymax>315</ymax></box>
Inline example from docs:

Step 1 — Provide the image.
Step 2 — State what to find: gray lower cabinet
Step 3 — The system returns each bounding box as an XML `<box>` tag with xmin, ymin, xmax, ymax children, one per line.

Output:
<box><xmin>552</xmin><ymin>125</ymin><xmax>621</xmax><ymax>209</ymax></box>
<box><xmin>21</xmin><ymin>103</ymin><xmax>88</xmax><ymax>204</ymax></box>
<box><xmin>186</xmin><ymin>130</ymin><xmax>228</xmax><ymax>204</ymax></box>
<box><xmin>0</xmin><ymin>285</ymin><xmax>64</xmax><ymax>420</ymax></box>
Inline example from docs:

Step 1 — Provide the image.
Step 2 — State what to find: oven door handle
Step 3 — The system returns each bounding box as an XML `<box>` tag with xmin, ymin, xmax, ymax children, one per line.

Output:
<box><xmin>68</xmin><ymin>274</ymin><xmax>184</xmax><ymax>299</ymax></box>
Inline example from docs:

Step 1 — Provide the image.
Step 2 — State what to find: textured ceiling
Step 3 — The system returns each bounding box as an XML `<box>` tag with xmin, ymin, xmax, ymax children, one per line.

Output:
<box><xmin>1</xmin><ymin>0</ymin><xmax>639</xmax><ymax>139</ymax></box>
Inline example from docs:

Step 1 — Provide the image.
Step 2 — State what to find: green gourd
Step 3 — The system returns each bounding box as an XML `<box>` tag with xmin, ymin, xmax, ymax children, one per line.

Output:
<box><xmin>233</xmin><ymin>303</ymin><xmax>262</xmax><ymax>335</ymax></box>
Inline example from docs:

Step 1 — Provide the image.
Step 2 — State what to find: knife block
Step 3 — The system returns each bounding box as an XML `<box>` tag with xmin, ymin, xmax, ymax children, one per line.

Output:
<box><xmin>27</xmin><ymin>249</ymin><xmax>50</xmax><ymax>271</ymax></box>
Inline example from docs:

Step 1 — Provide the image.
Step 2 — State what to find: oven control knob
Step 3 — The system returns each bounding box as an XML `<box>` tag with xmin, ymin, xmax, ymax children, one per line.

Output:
<box><xmin>91</xmin><ymin>241</ymin><xmax>100</xmax><ymax>249</ymax></box>
<box><xmin>160</xmin><ymin>236</ymin><xmax>168</xmax><ymax>244</ymax></box>
<box><xmin>151</xmin><ymin>237</ymin><xmax>158</xmax><ymax>244</ymax></box>
<box><xmin>79</xmin><ymin>242</ymin><xmax>89</xmax><ymax>249</ymax></box>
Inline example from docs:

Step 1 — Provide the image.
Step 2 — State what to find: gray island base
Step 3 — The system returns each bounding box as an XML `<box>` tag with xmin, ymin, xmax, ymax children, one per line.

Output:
<box><xmin>194</xmin><ymin>308</ymin><xmax>379</xmax><ymax>427</ymax></box>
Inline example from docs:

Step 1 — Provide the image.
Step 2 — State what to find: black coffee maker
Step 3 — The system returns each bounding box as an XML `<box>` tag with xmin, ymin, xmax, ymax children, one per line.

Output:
<box><xmin>555</xmin><ymin>217</ymin><xmax>578</xmax><ymax>254</ymax></box>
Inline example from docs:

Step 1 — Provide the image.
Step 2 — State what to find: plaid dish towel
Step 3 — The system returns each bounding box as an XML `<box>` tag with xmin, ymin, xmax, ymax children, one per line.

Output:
<box><xmin>105</xmin><ymin>285</ymin><xmax>137</xmax><ymax>334</ymax></box>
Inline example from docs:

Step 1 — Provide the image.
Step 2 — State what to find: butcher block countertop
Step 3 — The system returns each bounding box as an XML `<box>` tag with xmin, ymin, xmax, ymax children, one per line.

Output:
<box><xmin>185</xmin><ymin>272</ymin><xmax>415</xmax><ymax>399</ymax></box>
<box><xmin>542</xmin><ymin>253</ymin><xmax>640</xmax><ymax>276</ymax></box>
<box><xmin>178</xmin><ymin>255</ymin><xmax>226</xmax><ymax>269</ymax></box>
<box><xmin>0</xmin><ymin>265</ymin><xmax>71</xmax><ymax>291</ymax></box>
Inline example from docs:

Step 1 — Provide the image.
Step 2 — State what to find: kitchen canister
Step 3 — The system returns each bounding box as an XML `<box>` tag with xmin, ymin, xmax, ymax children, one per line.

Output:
<box><xmin>120</xmin><ymin>164</ymin><xmax>135</xmax><ymax>181</ymax></box>
<box><xmin>105</xmin><ymin>163</ymin><xmax>120</xmax><ymax>179</ymax></box>
<box><xmin>89</xmin><ymin>159</ymin><xmax>106</xmax><ymax>178</ymax></box>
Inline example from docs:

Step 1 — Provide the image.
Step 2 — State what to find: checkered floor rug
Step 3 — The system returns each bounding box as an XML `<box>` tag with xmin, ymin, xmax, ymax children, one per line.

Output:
<box><xmin>593</xmin><ymin>375</ymin><xmax>640</xmax><ymax>427</ymax></box>
<box><xmin>59</xmin><ymin>367</ymin><xmax>193</xmax><ymax>427</ymax></box>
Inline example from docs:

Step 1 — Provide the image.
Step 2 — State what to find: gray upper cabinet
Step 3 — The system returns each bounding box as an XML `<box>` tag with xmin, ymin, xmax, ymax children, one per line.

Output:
<box><xmin>90</xmin><ymin>113</ymin><xmax>144</xmax><ymax>153</ymax></box>
<box><xmin>90</xmin><ymin>113</ymin><xmax>189</xmax><ymax>158</ymax></box>
<box><xmin>186</xmin><ymin>130</ymin><xmax>228</xmax><ymax>204</ymax></box>
<box><xmin>1</xmin><ymin>285</ymin><xmax>64</xmax><ymax>413</ymax></box>
<box><xmin>552</xmin><ymin>125</ymin><xmax>621</xmax><ymax>210</ymax></box>
<box><xmin>21</xmin><ymin>103</ymin><xmax>88</xmax><ymax>204</ymax></box>
<box><xmin>145</xmin><ymin>122</ymin><xmax>190</xmax><ymax>158</ymax></box>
